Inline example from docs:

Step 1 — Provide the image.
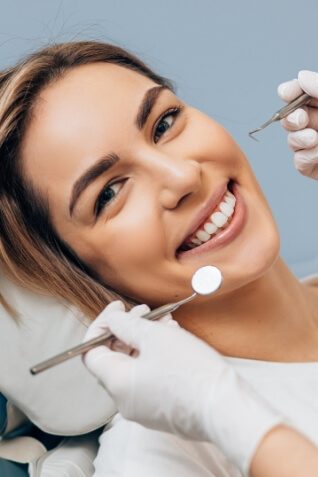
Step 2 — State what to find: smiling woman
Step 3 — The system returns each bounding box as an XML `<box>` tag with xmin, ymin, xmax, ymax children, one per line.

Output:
<box><xmin>1</xmin><ymin>40</ymin><xmax>318</xmax><ymax>477</ymax></box>
<box><xmin>1</xmin><ymin>41</ymin><xmax>318</xmax><ymax>364</ymax></box>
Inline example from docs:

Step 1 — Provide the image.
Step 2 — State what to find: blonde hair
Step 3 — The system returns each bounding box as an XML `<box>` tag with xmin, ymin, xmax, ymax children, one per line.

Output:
<box><xmin>0</xmin><ymin>41</ymin><xmax>175</xmax><ymax>318</ymax></box>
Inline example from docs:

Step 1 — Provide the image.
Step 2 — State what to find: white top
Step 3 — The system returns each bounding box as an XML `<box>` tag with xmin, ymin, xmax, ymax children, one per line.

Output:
<box><xmin>92</xmin><ymin>272</ymin><xmax>318</xmax><ymax>477</ymax></box>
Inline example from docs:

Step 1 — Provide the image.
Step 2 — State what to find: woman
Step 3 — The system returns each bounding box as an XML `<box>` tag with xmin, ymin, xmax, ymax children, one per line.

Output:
<box><xmin>0</xmin><ymin>41</ymin><xmax>317</xmax><ymax>476</ymax></box>
<box><xmin>82</xmin><ymin>70</ymin><xmax>318</xmax><ymax>477</ymax></box>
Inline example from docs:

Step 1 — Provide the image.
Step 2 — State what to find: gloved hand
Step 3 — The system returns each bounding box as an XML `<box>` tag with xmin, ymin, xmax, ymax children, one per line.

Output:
<box><xmin>82</xmin><ymin>301</ymin><xmax>285</xmax><ymax>476</ymax></box>
<box><xmin>277</xmin><ymin>70</ymin><xmax>318</xmax><ymax>179</ymax></box>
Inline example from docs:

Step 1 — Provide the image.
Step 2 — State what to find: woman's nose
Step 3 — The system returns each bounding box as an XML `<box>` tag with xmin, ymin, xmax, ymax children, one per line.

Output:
<box><xmin>156</xmin><ymin>158</ymin><xmax>202</xmax><ymax>209</ymax></box>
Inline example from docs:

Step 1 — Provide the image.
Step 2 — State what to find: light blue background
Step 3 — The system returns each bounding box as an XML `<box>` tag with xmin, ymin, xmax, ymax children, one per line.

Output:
<box><xmin>0</xmin><ymin>0</ymin><xmax>317</xmax><ymax>277</ymax></box>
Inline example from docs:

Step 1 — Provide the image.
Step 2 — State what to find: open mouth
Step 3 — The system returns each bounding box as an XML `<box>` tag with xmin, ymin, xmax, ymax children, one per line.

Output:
<box><xmin>176</xmin><ymin>179</ymin><xmax>236</xmax><ymax>254</ymax></box>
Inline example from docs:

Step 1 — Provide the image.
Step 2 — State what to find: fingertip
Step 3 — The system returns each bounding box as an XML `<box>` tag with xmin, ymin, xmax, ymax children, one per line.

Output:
<box><xmin>90</xmin><ymin>301</ymin><xmax>126</xmax><ymax>330</ymax></box>
<box><xmin>277</xmin><ymin>79</ymin><xmax>301</xmax><ymax>102</ymax></box>
<box><xmin>158</xmin><ymin>313</ymin><xmax>180</xmax><ymax>328</ymax></box>
<box><xmin>294</xmin><ymin>153</ymin><xmax>308</xmax><ymax>176</ymax></box>
<box><xmin>280</xmin><ymin>117</ymin><xmax>290</xmax><ymax>130</ymax></box>
<box><xmin>167</xmin><ymin>319</ymin><xmax>180</xmax><ymax>328</ymax></box>
<box><xmin>105</xmin><ymin>300</ymin><xmax>126</xmax><ymax>312</ymax></box>
<box><xmin>129</xmin><ymin>304</ymin><xmax>151</xmax><ymax>317</ymax></box>
<box><xmin>298</xmin><ymin>70</ymin><xmax>318</xmax><ymax>82</ymax></box>
<box><xmin>288</xmin><ymin>128</ymin><xmax>318</xmax><ymax>151</ymax></box>
<box><xmin>100</xmin><ymin>311</ymin><xmax>143</xmax><ymax>349</ymax></box>
<box><xmin>298</xmin><ymin>70</ymin><xmax>318</xmax><ymax>98</ymax></box>
<box><xmin>283</xmin><ymin>108</ymin><xmax>309</xmax><ymax>130</ymax></box>
<box><xmin>294</xmin><ymin>152</ymin><xmax>312</xmax><ymax>177</ymax></box>
<box><xmin>294</xmin><ymin>146</ymin><xmax>318</xmax><ymax>179</ymax></box>
<box><xmin>298</xmin><ymin>70</ymin><xmax>311</xmax><ymax>76</ymax></box>
<box><xmin>159</xmin><ymin>312</ymin><xmax>173</xmax><ymax>323</ymax></box>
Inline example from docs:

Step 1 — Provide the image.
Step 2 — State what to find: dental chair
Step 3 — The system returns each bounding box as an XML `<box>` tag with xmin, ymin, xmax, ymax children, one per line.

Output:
<box><xmin>0</xmin><ymin>393</ymin><xmax>33</xmax><ymax>477</ymax></box>
<box><xmin>0</xmin><ymin>268</ymin><xmax>117</xmax><ymax>476</ymax></box>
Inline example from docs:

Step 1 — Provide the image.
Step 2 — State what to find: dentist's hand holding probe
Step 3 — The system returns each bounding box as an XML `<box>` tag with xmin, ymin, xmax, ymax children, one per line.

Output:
<box><xmin>278</xmin><ymin>70</ymin><xmax>318</xmax><ymax>180</ymax></box>
<box><xmin>82</xmin><ymin>300</ymin><xmax>285</xmax><ymax>477</ymax></box>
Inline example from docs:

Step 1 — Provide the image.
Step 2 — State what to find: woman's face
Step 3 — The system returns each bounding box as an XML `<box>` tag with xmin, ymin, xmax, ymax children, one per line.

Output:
<box><xmin>21</xmin><ymin>62</ymin><xmax>280</xmax><ymax>306</ymax></box>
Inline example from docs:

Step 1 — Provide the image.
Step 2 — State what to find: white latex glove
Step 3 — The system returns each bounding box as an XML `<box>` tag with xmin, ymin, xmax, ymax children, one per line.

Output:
<box><xmin>83</xmin><ymin>300</ymin><xmax>285</xmax><ymax>476</ymax></box>
<box><xmin>277</xmin><ymin>70</ymin><xmax>318</xmax><ymax>179</ymax></box>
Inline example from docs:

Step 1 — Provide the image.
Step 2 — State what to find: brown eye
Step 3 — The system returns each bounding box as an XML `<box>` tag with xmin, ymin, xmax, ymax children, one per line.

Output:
<box><xmin>95</xmin><ymin>181</ymin><xmax>124</xmax><ymax>217</ymax></box>
<box><xmin>153</xmin><ymin>106</ymin><xmax>183</xmax><ymax>143</ymax></box>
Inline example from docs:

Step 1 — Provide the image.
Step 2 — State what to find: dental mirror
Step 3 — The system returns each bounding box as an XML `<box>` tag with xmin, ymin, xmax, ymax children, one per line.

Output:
<box><xmin>191</xmin><ymin>265</ymin><xmax>223</xmax><ymax>295</ymax></box>
<box><xmin>30</xmin><ymin>265</ymin><xmax>223</xmax><ymax>375</ymax></box>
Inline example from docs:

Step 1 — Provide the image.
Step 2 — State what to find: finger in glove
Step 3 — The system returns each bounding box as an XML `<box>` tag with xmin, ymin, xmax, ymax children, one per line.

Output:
<box><xmin>277</xmin><ymin>78</ymin><xmax>302</xmax><ymax>102</ymax></box>
<box><xmin>294</xmin><ymin>145</ymin><xmax>318</xmax><ymax>180</ymax></box>
<box><xmin>280</xmin><ymin>108</ymin><xmax>309</xmax><ymax>130</ymax></box>
<box><xmin>287</xmin><ymin>128</ymin><xmax>318</xmax><ymax>151</ymax></box>
<box><xmin>298</xmin><ymin>71</ymin><xmax>318</xmax><ymax>103</ymax></box>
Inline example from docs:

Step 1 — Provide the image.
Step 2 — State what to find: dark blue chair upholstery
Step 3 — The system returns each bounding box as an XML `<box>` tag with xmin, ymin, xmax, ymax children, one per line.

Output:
<box><xmin>0</xmin><ymin>459</ymin><xmax>28</xmax><ymax>476</ymax></box>
<box><xmin>0</xmin><ymin>394</ymin><xmax>29</xmax><ymax>476</ymax></box>
<box><xmin>0</xmin><ymin>393</ymin><xmax>7</xmax><ymax>435</ymax></box>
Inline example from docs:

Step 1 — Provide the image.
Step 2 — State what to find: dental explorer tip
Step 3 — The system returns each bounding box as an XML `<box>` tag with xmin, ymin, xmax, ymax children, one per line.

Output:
<box><xmin>248</xmin><ymin>130</ymin><xmax>260</xmax><ymax>142</ymax></box>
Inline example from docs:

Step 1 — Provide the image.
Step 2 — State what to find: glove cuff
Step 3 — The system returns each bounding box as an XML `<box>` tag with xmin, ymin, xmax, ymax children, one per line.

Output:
<box><xmin>202</xmin><ymin>367</ymin><xmax>287</xmax><ymax>476</ymax></box>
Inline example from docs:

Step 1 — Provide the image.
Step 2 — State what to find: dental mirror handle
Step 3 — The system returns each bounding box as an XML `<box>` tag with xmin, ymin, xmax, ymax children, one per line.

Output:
<box><xmin>30</xmin><ymin>265</ymin><xmax>223</xmax><ymax>375</ymax></box>
<box><xmin>30</xmin><ymin>292</ymin><xmax>197</xmax><ymax>375</ymax></box>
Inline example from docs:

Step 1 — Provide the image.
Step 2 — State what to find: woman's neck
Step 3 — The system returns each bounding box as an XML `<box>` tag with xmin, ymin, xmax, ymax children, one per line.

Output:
<box><xmin>174</xmin><ymin>257</ymin><xmax>318</xmax><ymax>362</ymax></box>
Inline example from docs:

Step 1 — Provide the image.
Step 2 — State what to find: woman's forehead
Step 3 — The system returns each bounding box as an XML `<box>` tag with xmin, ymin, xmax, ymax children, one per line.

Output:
<box><xmin>52</xmin><ymin>61</ymin><xmax>155</xmax><ymax>94</ymax></box>
<box><xmin>36</xmin><ymin>62</ymin><xmax>157</xmax><ymax>123</ymax></box>
<box><xmin>22</xmin><ymin>63</ymin><xmax>158</xmax><ymax>177</ymax></box>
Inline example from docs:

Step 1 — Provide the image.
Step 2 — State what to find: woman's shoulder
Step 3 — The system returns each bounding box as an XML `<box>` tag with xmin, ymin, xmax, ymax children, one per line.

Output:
<box><xmin>93</xmin><ymin>414</ymin><xmax>242</xmax><ymax>477</ymax></box>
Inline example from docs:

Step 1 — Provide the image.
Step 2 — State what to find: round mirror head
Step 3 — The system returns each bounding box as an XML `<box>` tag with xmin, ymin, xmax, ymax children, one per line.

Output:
<box><xmin>191</xmin><ymin>265</ymin><xmax>223</xmax><ymax>296</ymax></box>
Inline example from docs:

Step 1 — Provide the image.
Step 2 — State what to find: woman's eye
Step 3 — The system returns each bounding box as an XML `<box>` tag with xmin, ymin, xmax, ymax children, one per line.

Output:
<box><xmin>153</xmin><ymin>106</ymin><xmax>183</xmax><ymax>144</ymax></box>
<box><xmin>95</xmin><ymin>181</ymin><xmax>124</xmax><ymax>217</ymax></box>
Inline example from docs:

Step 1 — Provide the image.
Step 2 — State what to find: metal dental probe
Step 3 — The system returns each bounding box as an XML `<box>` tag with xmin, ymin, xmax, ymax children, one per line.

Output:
<box><xmin>249</xmin><ymin>92</ymin><xmax>311</xmax><ymax>141</ymax></box>
<box><xmin>30</xmin><ymin>265</ymin><xmax>223</xmax><ymax>375</ymax></box>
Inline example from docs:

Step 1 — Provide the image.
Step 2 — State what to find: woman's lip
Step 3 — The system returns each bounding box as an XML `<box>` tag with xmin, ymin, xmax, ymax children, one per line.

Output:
<box><xmin>176</xmin><ymin>182</ymin><xmax>247</xmax><ymax>260</ymax></box>
<box><xmin>180</xmin><ymin>180</ymin><xmax>229</xmax><ymax>245</ymax></box>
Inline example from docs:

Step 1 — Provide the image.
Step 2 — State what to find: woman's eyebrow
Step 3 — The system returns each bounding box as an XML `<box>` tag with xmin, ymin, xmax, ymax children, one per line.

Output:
<box><xmin>69</xmin><ymin>153</ymin><xmax>119</xmax><ymax>216</ymax></box>
<box><xmin>69</xmin><ymin>84</ymin><xmax>170</xmax><ymax>217</ymax></box>
<box><xmin>135</xmin><ymin>84</ymin><xmax>170</xmax><ymax>130</ymax></box>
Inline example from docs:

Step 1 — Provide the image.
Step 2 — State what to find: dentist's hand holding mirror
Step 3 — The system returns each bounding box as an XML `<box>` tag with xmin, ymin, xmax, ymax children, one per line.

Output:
<box><xmin>83</xmin><ymin>266</ymin><xmax>284</xmax><ymax>476</ymax></box>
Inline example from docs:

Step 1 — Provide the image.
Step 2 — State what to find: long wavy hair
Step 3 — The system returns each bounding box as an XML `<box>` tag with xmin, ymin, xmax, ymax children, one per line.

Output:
<box><xmin>0</xmin><ymin>41</ymin><xmax>175</xmax><ymax>318</ymax></box>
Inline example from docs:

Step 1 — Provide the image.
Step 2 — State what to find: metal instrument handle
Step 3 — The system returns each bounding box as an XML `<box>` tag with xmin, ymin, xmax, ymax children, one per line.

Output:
<box><xmin>276</xmin><ymin>92</ymin><xmax>311</xmax><ymax>120</ymax></box>
<box><xmin>30</xmin><ymin>293</ymin><xmax>196</xmax><ymax>375</ymax></box>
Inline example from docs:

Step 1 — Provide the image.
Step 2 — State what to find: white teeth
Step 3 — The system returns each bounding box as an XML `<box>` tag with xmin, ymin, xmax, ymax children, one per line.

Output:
<box><xmin>183</xmin><ymin>185</ymin><xmax>237</xmax><ymax>251</ymax></box>
<box><xmin>219</xmin><ymin>201</ymin><xmax>234</xmax><ymax>217</ymax></box>
<box><xmin>191</xmin><ymin>237</ymin><xmax>202</xmax><ymax>245</ymax></box>
<box><xmin>224</xmin><ymin>195</ymin><xmax>236</xmax><ymax>207</ymax></box>
<box><xmin>204</xmin><ymin>222</ymin><xmax>218</xmax><ymax>234</ymax></box>
<box><xmin>195</xmin><ymin>230</ymin><xmax>211</xmax><ymax>242</ymax></box>
<box><xmin>210</xmin><ymin>211</ymin><xmax>228</xmax><ymax>227</ymax></box>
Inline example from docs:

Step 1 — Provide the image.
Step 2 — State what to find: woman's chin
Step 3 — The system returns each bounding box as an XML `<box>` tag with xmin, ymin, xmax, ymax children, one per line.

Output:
<box><xmin>216</xmin><ymin>215</ymin><xmax>281</xmax><ymax>296</ymax></box>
